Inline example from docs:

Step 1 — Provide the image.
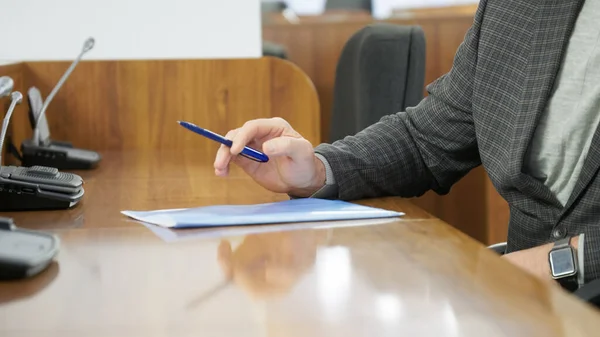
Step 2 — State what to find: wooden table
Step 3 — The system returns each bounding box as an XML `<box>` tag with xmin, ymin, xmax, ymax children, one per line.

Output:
<box><xmin>1</xmin><ymin>151</ymin><xmax>599</xmax><ymax>336</ymax></box>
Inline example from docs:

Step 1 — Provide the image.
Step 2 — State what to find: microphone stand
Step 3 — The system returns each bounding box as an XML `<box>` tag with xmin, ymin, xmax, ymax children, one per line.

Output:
<box><xmin>0</xmin><ymin>76</ymin><xmax>14</xmax><ymax>98</ymax></box>
<box><xmin>32</xmin><ymin>38</ymin><xmax>94</xmax><ymax>146</ymax></box>
<box><xmin>0</xmin><ymin>92</ymin><xmax>23</xmax><ymax>165</ymax></box>
<box><xmin>20</xmin><ymin>37</ymin><xmax>102</xmax><ymax>170</ymax></box>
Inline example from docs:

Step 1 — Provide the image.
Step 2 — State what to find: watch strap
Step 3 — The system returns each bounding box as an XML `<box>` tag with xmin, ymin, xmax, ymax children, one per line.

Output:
<box><xmin>554</xmin><ymin>237</ymin><xmax>571</xmax><ymax>249</ymax></box>
<box><xmin>551</xmin><ymin>237</ymin><xmax>580</xmax><ymax>292</ymax></box>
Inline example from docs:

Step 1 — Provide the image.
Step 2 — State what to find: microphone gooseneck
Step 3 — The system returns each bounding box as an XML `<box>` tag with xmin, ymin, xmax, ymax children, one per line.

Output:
<box><xmin>0</xmin><ymin>92</ymin><xmax>24</xmax><ymax>165</ymax></box>
<box><xmin>282</xmin><ymin>8</ymin><xmax>300</xmax><ymax>24</ymax></box>
<box><xmin>33</xmin><ymin>37</ymin><xmax>95</xmax><ymax>145</ymax></box>
<box><xmin>0</xmin><ymin>76</ymin><xmax>14</xmax><ymax>98</ymax></box>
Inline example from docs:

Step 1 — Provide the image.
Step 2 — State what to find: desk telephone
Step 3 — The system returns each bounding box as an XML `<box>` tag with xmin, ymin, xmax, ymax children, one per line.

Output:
<box><xmin>0</xmin><ymin>217</ymin><xmax>59</xmax><ymax>280</ymax></box>
<box><xmin>0</xmin><ymin>78</ymin><xmax>84</xmax><ymax>211</ymax></box>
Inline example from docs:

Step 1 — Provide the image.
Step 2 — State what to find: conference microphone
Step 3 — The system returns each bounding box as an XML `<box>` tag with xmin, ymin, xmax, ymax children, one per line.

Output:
<box><xmin>33</xmin><ymin>37</ymin><xmax>94</xmax><ymax>145</ymax></box>
<box><xmin>282</xmin><ymin>8</ymin><xmax>300</xmax><ymax>24</ymax></box>
<box><xmin>0</xmin><ymin>92</ymin><xmax>23</xmax><ymax>161</ymax></box>
<box><xmin>20</xmin><ymin>37</ymin><xmax>101</xmax><ymax>170</ymax></box>
<box><xmin>0</xmin><ymin>76</ymin><xmax>14</xmax><ymax>98</ymax></box>
<box><xmin>0</xmin><ymin>91</ymin><xmax>85</xmax><ymax>211</ymax></box>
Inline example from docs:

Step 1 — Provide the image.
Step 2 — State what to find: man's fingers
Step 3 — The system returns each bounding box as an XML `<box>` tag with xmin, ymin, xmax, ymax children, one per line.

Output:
<box><xmin>262</xmin><ymin>137</ymin><xmax>313</xmax><ymax>161</ymax></box>
<box><xmin>214</xmin><ymin>129</ymin><xmax>239</xmax><ymax>176</ymax></box>
<box><xmin>230</xmin><ymin>118</ymin><xmax>290</xmax><ymax>155</ymax></box>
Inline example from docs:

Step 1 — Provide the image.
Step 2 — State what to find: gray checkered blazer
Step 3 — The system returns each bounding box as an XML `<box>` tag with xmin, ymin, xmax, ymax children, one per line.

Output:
<box><xmin>315</xmin><ymin>0</ymin><xmax>600</xmax><ymax>283</ymax></box>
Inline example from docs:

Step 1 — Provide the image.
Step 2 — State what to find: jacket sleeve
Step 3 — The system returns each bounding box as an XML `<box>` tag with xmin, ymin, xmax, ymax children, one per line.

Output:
<box><xmin>582</xmin><ymin>229</ymin><xmax>600</xmax><ymax>283</ymax></box>
<box><xmin>314</xmin><ymin>0</ymin><xmax>489</xmax><ymax>201</ymax></box>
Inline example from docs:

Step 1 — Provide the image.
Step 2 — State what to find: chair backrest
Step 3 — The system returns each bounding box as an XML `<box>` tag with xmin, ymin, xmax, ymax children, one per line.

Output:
<box><xmin>261</xmin><ymin>1</ymin><xmax>287</xmax><ymax>13</ymax></box>
<box><xmin>325</xmin><ymin>0</ymin><xmax>372</xmax><ymax>11</ymax></box>
<box><xmin>329</xmin><ymin>23</ymin><xmax>426</xmax><ymax>143</ymax></box>
<box><xmin>262</xmin><ymin>41</ymin><xmax>288</xmax><ymax>59</ymax></box>
<box><xmin>574</xmin><ymin>278</ymin><xmax>600</xmax><ymax>308</ymax></box>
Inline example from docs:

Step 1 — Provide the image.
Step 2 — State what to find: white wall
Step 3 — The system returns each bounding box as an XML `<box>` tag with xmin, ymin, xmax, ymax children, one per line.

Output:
<box><xmin>263</xmin><ymin>0</ymin><xmax>478</xmax><ymax>18</ymax></box>
<box><xmin>283</xmin><ymin>0</ymin><xmax>326</xmax><ymax>15</ymax></box>
<box><xmin>373</xmin><ymin>0</ymin><xmax>479</xmax><ymax>18</ymax></box>
<box><xmin>0</xmin><ymin>0</ymin><xmax>262</xmax><ymax>61</ymax></box>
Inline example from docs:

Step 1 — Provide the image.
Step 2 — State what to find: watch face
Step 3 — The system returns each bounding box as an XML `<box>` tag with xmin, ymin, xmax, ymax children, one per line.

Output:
<box><xmin>549</xmin><ymin>247</ymin><xmax>576</xmax><ymax>278</ymax></box>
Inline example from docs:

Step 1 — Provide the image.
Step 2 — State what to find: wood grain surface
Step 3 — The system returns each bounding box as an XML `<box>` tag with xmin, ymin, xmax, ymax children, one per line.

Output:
<box><xmin>1</xmin><ymin>148</ymin><xmax>599</xmax><ymax>336</ymax></box>
<box><xmin>3</xmin><ymin>150</ymin><xmax>433</xmax><ymax>230</ymax></box>
<box><xmin>3</xmin><ymin>224</ymin><xmax>597</xmax><ymax>337</ymax></box>
<box><xmin>9</xmin><ymin>57</ymin><xmax>320</xmax><ymax>153</ymax></box>
<box><xmin>392</xmin><ymin>4</ymin><xmax>478</xmax><ymax>19</ymax></box>
<box><xmin>1</xmin><ymin>154</ymin><xmax>599</xmax><ymax>336</ymax></box>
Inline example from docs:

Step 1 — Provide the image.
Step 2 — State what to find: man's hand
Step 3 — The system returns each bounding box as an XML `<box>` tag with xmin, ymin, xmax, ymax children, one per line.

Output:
<box><xmin>213</xmin><ymin>118</ymin><xmax>326</xmax><ymax>197</ymax></box>
<box><xmin>502</xmin><ymin>236</ymin><xmax>579</xmax><ymax>281</ymax></box>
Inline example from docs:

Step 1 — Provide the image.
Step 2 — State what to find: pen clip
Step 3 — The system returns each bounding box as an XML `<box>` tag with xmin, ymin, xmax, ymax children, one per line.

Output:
<box><xmin>240</xmin><ymin>152</ymin><xmax>266</xmax><ymax>163</ymax></box>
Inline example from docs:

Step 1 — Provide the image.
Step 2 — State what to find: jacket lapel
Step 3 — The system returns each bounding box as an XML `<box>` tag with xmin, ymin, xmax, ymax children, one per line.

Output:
<box><xmin>509</xmin><ymin>0</ymin><xmax>584</xmax><ymax>208</ymax></box>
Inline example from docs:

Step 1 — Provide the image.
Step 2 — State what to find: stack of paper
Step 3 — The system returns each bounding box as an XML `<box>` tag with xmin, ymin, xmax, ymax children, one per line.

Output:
<box><xmin>121</xmin><ymin>199</ymin><xmax>403</xmax><ymax>229</ymax></box>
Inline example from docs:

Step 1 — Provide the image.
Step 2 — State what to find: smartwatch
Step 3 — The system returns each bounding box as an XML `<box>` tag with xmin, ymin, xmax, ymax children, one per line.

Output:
<box><xmin>549</xmin><ymin>237</ymin><xmax>579</xmax><ymax>291</ymax></box>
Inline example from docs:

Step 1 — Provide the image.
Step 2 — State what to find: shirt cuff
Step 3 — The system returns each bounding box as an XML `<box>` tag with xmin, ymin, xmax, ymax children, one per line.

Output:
<box><xmin>309</xmin><ymin>153</ymin><xmax>338</xmax><ymax>199</ymax></box>
<box><xmin>288</xmin><ymin>154</ymin><xmax>339</xmax><ymax>200</ymax></box>
<box><xmin>578</xmin><ymin>233</ymin><xmax>585</xmax><ymax>288</ymax></box>
<box><xmin>315</xmin><ymin>153</ymin><xmax>336</xmax><ymax>185</ymax></box>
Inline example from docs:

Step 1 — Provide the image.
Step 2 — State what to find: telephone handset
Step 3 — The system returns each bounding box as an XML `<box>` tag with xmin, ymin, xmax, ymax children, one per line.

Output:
<box><xmin>0</xmin><ymin>217</ymin><xmax>59</xmax><ymax>280</ymax></box>
<box><xmin>0</xmin><ymin>88</ymin><xmax>84</xmax><ymax>211</ymax></box>
<box><xmin>0</xmin><ymin>165</ymin><xmax>84</xmax><ymax>211</ymax></box>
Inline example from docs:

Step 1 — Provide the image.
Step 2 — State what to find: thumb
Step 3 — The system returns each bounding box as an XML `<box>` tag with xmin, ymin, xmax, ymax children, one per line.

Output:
<box><xmin>262</xmin><ymin>137</ymin><xmax>313</xmax><ymax>160</ymax></box>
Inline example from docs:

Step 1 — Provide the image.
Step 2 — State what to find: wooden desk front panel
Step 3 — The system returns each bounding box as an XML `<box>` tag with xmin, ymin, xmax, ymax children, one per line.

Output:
<box><xmin>11</xmin><ymin>57</ymin><xmax>320</xmax><ymax>152</ymax></box>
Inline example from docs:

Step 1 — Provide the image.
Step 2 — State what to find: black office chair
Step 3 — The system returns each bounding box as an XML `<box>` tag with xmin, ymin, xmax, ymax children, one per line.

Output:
<box><xmin>261</xmin><ymin>1</ymin><xmax>287</xmax><ymax>13</ymax></box>
<box><xmin>325</xmin><ymin>0</ymin><xmax>372</xmax><ymax>12</ymax></box>
<box><xmin>262</xmin><ymin>41</ymin><xmax>288</xmax><ymax>59</ymax></box>
<box><xmin>574</xmin><ymin>278</ymin><xmax>600</xmax><ymax>308</ymax></box>
<box><xmin>329</xmin><ymin>23</ymin><xmax>426</xmax><ymax>142</ymax></box>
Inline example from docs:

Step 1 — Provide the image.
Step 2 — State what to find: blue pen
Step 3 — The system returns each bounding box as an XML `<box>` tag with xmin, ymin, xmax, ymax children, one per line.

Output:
<box><xmin>178</xmin><ymin>120</ymin><xmax>269</xmax><ymax>163</ymax></box>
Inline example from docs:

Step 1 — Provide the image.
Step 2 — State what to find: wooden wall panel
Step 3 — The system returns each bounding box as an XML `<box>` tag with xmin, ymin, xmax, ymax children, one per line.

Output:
<box><xmin>392</xmin><ymin>4</ymin><xmax>479</xmax><ymax>18</ymax></box>
<box><xmin>15</xmin><ymin>58</ymin><xmax>320</xmax><ymax>152</ymax></box>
